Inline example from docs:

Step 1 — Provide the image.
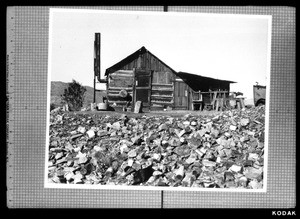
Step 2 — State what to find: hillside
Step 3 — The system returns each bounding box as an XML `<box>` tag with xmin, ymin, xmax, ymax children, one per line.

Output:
<box><xmin>51</xmin><ymin>81</ymin><xmax>106</xmax><ymax>108</ymax></box>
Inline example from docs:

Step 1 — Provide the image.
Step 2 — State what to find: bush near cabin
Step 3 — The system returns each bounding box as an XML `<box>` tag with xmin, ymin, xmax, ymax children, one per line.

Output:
<box><xmin>61</xmin><ymin>79</ymin><xmax>87</xmax><ymax>111</ymax></box>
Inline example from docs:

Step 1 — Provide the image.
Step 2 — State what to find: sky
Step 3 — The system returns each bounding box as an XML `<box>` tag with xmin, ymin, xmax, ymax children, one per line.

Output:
<box><xmin>49</xmin><ymin>9</ymin><xmax>271</xmax><ymax>100</ymax></box>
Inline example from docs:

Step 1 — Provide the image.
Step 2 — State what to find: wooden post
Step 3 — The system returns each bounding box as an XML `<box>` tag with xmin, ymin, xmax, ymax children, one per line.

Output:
<box><xmin>237</xmin><ymin>101</ymin><xmax>241</xmax><ymax>110</ymax></box>
<box><xmin>187</xmin><ymin>87</ymin><xmax>190</xmax><ymax>111</ymax></box>
<box><xmin>130</xmin><ymin>68</ymin><xmax>136</xmax><ymax>112</ymax></box>
<box><xmin>215</xmin><ymin>99</ymin><xmax>219</xmax><ymax>111</ymax></box>
<box><xmin>94</xmin><ymin>33</ymin><xmax>101</xmax><ymax>104</ymax></box>
<box><xmin>134</xmin><ymin>101</ymin><xmax>143</xmax><ymax>113</ymax></box>
<box><xmin>240</xmin><ymin>98</ymin><xmax>245</xmax><ymax>108</ymax></box>
<box><xmin>93</xmin><ymin>77</ymin><xmax>96</xmax><ymax>103</ymax></box>
<box><xmin>220</xmin><ymin>98</ymin><xmax>224</xmax><ymax>111</ymax></box>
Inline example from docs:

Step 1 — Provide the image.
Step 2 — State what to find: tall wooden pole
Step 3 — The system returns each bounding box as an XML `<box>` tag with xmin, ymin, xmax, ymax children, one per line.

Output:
<box><xmin>94</xmin><ymin>33</ymin><xmax>100</xmax><ymax>103</ymax></box>
<box><xmin>93</xmin><ymin>77</ymin><xmax>96</xmax><ymax>103</ymax></box>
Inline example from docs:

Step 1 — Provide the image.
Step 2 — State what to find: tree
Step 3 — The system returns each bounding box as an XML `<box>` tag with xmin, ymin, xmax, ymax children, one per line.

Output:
<box><xmin>61</xmin><ymin>79</ymin><xmax>86</xmax><ymax>111</ymax></box>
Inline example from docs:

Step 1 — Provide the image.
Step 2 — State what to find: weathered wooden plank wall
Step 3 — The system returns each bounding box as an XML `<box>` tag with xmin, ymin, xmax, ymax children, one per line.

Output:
<box><xmin>174</xmin><ymin>81</ymin><xmax>190</xmax><ymax>110</ymax></box>
<box><xmin>145</xmin><ymin>53</ymin><xmax>175</xmax><ymax>110</ymax></box>
<box><xmin>106</xmin><ymin>50</ymin><xmax>178</xmax><ymax>111</ymax></box>
<box><xmin>107</xmin><ymin>70</ymin><xmax>134</xmax><ymax>110</ymax></box>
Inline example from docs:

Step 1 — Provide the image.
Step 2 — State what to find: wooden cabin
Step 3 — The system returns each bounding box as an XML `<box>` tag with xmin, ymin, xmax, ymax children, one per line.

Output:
<box><xmin>104</xmin><ymin>46</ymin><xmax>235</xmax><ymax>111</ymax></box>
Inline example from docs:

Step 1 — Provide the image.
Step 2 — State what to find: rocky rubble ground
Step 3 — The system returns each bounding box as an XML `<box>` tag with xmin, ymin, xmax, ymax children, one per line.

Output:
<box><xmin>48</xmin><ymin>106</ymin><xmax>265</xmax><ymax>189</ymax></box>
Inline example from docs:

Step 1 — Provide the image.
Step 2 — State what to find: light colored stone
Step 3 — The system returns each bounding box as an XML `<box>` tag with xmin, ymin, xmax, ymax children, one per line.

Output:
<box><xmin>200</xmin><ymin>147</ymin><xmax>207</xmax><ymax>154</ymax></box>
<box><xmin>248</xmin><ymin>179</ymin><xmax>263</xmax><ymax>189</ymax></box>
<box><xmin>248</xmin><ymin>153</ymin><xmax>259</xmax><ymax>161</ymax></box>
<box><xmin>212</xmin><ymin>115</ymin><xmax>220</xmax><ymax>120</ymax></box>
<box><xmin>240</xmin><ymin>118</ymin><xmax>250</xmax><ymax>126</ymax></box>
<box><xmin>77</xmin><ymin>126</ymin><xmax>86</xmax><ymax>134</ymax></box>
<box><xmin>182</xmin><ymin>173</ymin><xmax>194</xmax><ymax>187</ymax></box>
<box><xmin>185</xmin><ymin>157</ymin><xmax>196</xmax><ymax>165</ymax></box>
<box><xmin>247</xmin><ymin>131</ymin><xmax>255</xmax><ymax>136</ymax></box>
<box><xmin>55</xmin><ymin>152</ymin><xmax>64</xmax><ymax>160</ymax></box>
<box><xmin>178</xmin><ymin>130</ymin><xmax>186</xmax><ymax>137</ymax></box>
<box><xmin>48</xmin><ymin>161</ymin><xmax>54</xmax><ymax>167</ymax></box>
<box><xmin>97</xmin><ymin>130</ymin><xmax>108</xmax><ymax>137</ymax></box>
<box><xmin>158</xmin><ymin>123</ymin><xmax>168</xmax><ymax>131</ymax></box>
<box><xmin>55</xmin><ymin>157</ymin><xmax>67</xmax><ymax>164</ymax></box>
<box><xmin>224</xmin><ymin>132</ymin><xmax>231</xmax><ymax>137</ymax></box>
<box><xmin>51</xmin><ymin>176</ymin><xmax>61</xmax><ymax>183</ymax></box>
<box><xmin>70</xmin><ymin>130</ymin><xmax>77</xmax><ymax>135</ymax></box>
<box><xmin>244</xmin><ymin>167</ymin><xmax>263</xmax><ymax>180</ymax></box>
<box><xmin>65</xmin><ymin>142</ymin><xmax>73</xmax><ymax>151</ymax></box>
<box><xmin>238</xmin><ymin>176</ymin><xmax>248</xmax><ymax>187</ymax></box>
<box><xmin>191</xmin><ymin>121</ymin><xmax>197</xmax><ymax>126</ymax></box>
<box><xmin>120</xmin><ymin>144</ymin><xmax>129</xmax><ymax>153</ymax></box>
<box><xmin>127</xmin><ymin>159</ymin><xmax>134</xmax><ymax>167</ymax></box>
<box><xmin>147</xmin><ymin>176</ymin><xmax>156</xmax><ymax>184</ymax></box>
<box><xmin>65</xmin><ymin>172</ymin><xmax>75</xmax><ymax>181</ymax></box>
<box><xmin>93</xmin><ymin>146</ymin><xmax>101</xmax><ymax>151</ymax></box>
<box><xmin>73</xmin><ymin>147</ymin><xmax>81</xmax><ymax>152</ymax></box>
<box><xmin>90</xmin><ymin>126</ymin><xmax>98</xmax><ymax>132</ymax></box>
<box><xmin>76</xmin><ymin>152</ymin><xmax>88</xmax><ymax>164</ymax></box>
<box><xmin>132</xmin><ymin>162</ymin><xmax>141</xmax><ymax>171</ymax></box>
<box><xmin>197</xmin><ymin>129</ymin><xmax>206</xmax><ymax>137</ymax></box>
<box><xmin>128</xmin><ymin>149</ymin><xmax>137</xmax><ymax>158</ymax></box>
<box><xmin>73</xmin><ymin>172</ymin><xmax>83</xmax><ymax>184</ymax></box>
<box><xmin>56</xmin><ymin>115</ymin><xmax>63</xmax><ymax>122</ymax></box>
<box><xmin>230</xmin><ymin>125</ymin><xmax>237</xmax><ymax>131</ymax></box>
<box><xmin>183</xmin><ymin>121</ymin><xmax>190</xmax><ymax>126</ymax></box>
<box><xmin>153</xmin><ymin>170</ymin><xmax>163</xmax><ymax>176</ymax></box>
<box><xmin>216</xmin><ymin>157</ymin><xmax>222</xmax><ymax>163</ymax></box>
<box><xmin>152</xmin><ymin>153</ymin><xmax>161</xmax><ymax>161</ymax></box>
<box><xmin>216</xmin><ymin>137</ymin><xmax>223</xmax><ymax>144</ymax></box>
<box><xmin>229</xmin><ymin>164</ymin><xmax>242</xmax><ymax>172</ymax></box>
<box><xmin>202</xmin><ymin>159</ymin><xmax>216</xmax><ymax>167</ymax></box>
<box><xmin>179</xmin><ymin>137</ymin><xmax>185</xmax><ymax>143</ymax></box>
<box><xmin>195</xmin><ymin>149</ymin><xmax>204</xmax><ymax>157</ymax></box>
<box><xmin>51</xmin><ymin>107</ymin><xmax>61</xmax><ymax>114</ymax></box>
<box><xmin>112</xmin><ymin>122</ymin><xmax>121</xmax><ymax>130</ymax></box>
<box><xmin>185</xmin><ymin>155</ymin><xmax>197</xmax><ymax>164</ymax></box>
<box><xmin>86</xmin><ymin>129</ymin><xmax>95</xmax><ymax>139</ymax></box>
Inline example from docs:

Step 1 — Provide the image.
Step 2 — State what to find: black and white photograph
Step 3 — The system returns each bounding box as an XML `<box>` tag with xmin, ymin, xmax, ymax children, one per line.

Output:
<box><xmin>45</xmin><ymin>9</ymin><xmax>271</xmax><ymax>191</ymax></box>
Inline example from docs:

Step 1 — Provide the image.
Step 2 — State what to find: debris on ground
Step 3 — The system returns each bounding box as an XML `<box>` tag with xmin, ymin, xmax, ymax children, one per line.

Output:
<box><xmin>48</xmin><ymin>106</ymin><xmax>265</xmax><ymax>189</ymax></box>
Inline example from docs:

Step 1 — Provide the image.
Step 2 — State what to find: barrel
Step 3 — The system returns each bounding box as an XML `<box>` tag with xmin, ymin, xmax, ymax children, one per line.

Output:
<box><xmin>119</xmin><ymin>89</ymin><xmax>128</xmax><ymax>98</ymax></box>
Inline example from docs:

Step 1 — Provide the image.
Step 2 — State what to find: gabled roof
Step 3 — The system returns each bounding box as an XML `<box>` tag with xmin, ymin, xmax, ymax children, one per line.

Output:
<box><xmin>104</xmin><ymin>47</ymin><xmax>236</xmax><ymax>91</ymax></box>
<box><xmin>177</xmin><ymin>71</ymin><xmax>236</xmax><ymax>91</ymax></box>
<box><xmin>104</xmin><ymin>46</ymin><xmax>177</xmax><ymax>76</ymax></box>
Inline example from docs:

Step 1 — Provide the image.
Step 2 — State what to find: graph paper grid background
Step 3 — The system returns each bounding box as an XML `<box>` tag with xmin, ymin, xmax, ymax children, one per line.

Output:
<box><xmin>7</xmin><ymin>6</ymin><xmax>295</xmax><ymax>208</ymax></box>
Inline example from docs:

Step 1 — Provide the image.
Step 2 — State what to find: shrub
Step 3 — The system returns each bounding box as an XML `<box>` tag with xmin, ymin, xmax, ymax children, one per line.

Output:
<box><xmin>61</xmin><ymin>79</ymin><xmax>87</xmax><ymax>111</ymax></box>
<box><xmin>50</xmin><ymin>103</ymin><xmax>56</xmax><ymax>111</ymax></box>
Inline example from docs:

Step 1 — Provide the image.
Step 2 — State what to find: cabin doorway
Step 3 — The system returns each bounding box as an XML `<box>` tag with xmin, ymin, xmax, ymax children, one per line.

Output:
<box><xmin>134</xmin><ymin>69</ymin><xmax>152</xmax><ymax>112</ymax></box>
<box><xmin>174</xmin><ymin>80</ymin><xmax>190</xmax><ymax>110</ymax></box>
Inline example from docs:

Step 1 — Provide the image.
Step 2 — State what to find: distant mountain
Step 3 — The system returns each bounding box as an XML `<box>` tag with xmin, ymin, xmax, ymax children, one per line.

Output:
<box><xmin>51</xmin><ymin>81</ymin><xmax>106</xmax><ymax>108</ymax></box>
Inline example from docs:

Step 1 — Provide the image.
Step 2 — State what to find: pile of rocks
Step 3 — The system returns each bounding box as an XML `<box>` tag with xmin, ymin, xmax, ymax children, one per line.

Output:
<box><xmin>48</xmin><ymin>106</ymin><xmax>265</xmax><ymax>189</ymax></box>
